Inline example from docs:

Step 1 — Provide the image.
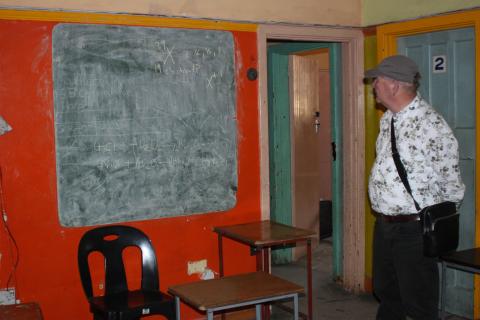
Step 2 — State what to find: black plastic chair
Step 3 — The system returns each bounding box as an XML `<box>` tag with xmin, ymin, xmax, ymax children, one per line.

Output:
<box><xmin>78</xmin><ymin>225</ymin><xmax>176</xmax><ymax>320</ymax></box>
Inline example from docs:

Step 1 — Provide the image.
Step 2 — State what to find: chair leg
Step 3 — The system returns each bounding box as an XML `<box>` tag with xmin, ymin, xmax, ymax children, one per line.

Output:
<box><xmin>440</xmin><ymin>262</ymin><xmax>447</xmax><ymax>320</ymax></box>
<box><xmin>173</xmin><ymin>298</ymin><xmax>180</xmax><ymax>320</ymax></box>
<box><xmin>93</xmin><ymin>314</ymin><xmax>104</xmax><ymax>320</ymax></box>
<box><xmin>168</xmin><ymin>303</ymin><xmax>177</xmax><ymax>320</ymax></box>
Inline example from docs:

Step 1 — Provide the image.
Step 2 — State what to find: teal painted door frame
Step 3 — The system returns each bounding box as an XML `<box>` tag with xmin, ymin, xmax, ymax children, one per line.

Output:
<box><xmin>267</xmin><ymin>42</ymin><xmax>343</xmax><ymax>278</ymax></box>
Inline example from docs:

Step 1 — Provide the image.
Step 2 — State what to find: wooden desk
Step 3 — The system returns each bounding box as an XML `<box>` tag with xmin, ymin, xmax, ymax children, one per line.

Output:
<box><xmin>0</xmin><ymin>303</ymin><xmax>43</xmax><ymax>320</ymax></box>
<box><xmin>169</xmin><ymin>272</ymin><xmax>304</xmax><ymax>320</ymax></box>
<box><xmin>440</xmin><ymin>248</ymin><xmax>480</xmax><ymax>320</ymax></box>
<box><xmin>213</xmin><ymin>221</ymin><xmax>316</xmax><ymax>320</ymax></box>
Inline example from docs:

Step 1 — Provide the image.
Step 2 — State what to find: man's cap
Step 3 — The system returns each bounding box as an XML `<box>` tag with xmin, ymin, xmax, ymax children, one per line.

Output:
<box><xmin>365</xmin><ymin>55</ymin><xmax>419</xmax><ymax>83</ymax></box>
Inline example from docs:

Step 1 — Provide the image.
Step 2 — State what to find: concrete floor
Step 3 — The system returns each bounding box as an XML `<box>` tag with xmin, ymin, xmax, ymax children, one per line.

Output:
<box><xmin>270</xmin><ymin>239</ymin><xmax>469</xmax><ymax>320</ymax></box>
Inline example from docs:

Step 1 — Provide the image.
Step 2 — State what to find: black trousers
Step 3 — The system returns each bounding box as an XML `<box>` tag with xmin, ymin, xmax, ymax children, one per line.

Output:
<box><xmin>373</xmin><ymin>219</ymin><xmax>439</xmax><ymax>320</ymax></box>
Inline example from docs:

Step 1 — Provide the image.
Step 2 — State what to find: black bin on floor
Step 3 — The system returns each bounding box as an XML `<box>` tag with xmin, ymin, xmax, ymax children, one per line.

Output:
<box><xmin>319</xmin><ymin>200</ymin><xmax>332</xmax><ymax>240</ymax></box>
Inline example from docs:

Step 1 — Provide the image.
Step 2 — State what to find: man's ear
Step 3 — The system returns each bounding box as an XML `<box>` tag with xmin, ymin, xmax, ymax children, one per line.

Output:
<box><xmin>390</xmin><ymin>80</ymin><xmax>400</xmax><ymax>96</ymax></box>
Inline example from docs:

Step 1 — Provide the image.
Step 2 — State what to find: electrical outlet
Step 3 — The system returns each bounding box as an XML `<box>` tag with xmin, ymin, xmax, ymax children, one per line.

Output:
<box><xmin>187</xmin><ymin>259</ymin><xmax>207</xmax><ymax>275</ymax></box>
<box><xmin>0</xmin><ymin>288</ymin><xmax>15</xmax><ymax>305</ymax></box>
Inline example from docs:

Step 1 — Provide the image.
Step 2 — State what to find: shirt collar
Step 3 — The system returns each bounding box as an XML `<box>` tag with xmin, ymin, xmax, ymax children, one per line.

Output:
<box><xmin>391</xmin><ymin>94</ymin><xmax>421</xmax><ymax>120</ymax></box>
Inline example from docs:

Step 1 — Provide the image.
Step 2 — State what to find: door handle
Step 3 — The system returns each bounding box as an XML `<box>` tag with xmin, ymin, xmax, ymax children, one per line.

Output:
<box><xmin>314</xmin><ymin>111</ymin><xmax>320</xmax><ymax>133</ymax></box>
<box><xmin>331</xmin><ymin>141</ymin><xmax>336</xmax><ymax>161</ymax></box>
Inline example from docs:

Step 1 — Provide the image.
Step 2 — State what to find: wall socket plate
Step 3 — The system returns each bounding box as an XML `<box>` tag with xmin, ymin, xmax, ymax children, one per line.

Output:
<box><xmin>187</xmin><ymin>259</ymin><xmax>207</xmax><ymax>275</ymax></box>
<box><xmin>0</xmin><ymin>288</ymin><xmax>15</xmax><ymax>305</ymax></box>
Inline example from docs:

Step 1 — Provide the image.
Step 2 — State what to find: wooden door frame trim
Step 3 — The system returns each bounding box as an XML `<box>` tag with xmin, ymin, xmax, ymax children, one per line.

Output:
<box><xmin>257</xmin><ymin>24</ymin><xmax>365</xmax><ymax>292</ymax></box>
<box><xmin>377</xmin><ymin>9</ymin><xmax>480</xmax><ymax>316</ymax></box>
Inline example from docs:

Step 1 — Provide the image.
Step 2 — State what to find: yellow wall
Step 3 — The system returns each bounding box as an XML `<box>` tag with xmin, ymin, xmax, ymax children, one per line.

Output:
<box><xmin>363</xmin><ymin>0</ymin><xmax>480</xmax><ymax>26</ymax></box>
<box><xmin>0</xmin><ymin>0</ymin><xmax>362</xmax><ymax>26</ymax></box>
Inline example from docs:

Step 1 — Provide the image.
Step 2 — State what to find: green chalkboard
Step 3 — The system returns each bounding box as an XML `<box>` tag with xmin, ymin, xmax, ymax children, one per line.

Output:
<box><xmin>52</xmin><ymin>23</ymin><xmax>237</xmax><ymax>227</ymax></box>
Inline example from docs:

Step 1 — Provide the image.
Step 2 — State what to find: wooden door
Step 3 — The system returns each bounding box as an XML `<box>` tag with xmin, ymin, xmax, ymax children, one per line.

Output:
<box><xmin>290</xmin><ymin>51</ymin><xmax>332</xmax><ymax>259</ymax></box>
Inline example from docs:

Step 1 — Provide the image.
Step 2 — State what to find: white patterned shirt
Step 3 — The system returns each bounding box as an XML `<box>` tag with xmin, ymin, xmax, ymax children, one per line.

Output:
<box><xmin>368</xmin><ymin>95</ymin><xmax>465</xmax><ymax>215</ymax></box>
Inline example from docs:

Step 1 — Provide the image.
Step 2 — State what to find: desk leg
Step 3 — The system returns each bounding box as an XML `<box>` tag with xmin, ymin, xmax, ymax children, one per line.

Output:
<box><xmin>256</xmin><ymin>248</ymin><xmax>263</xmax><ymax>271</ymax></box>
<box><xmin>218</xmin><ymin>234</ymin><xmax>224</xmax><ymax>277</ymax></box>
<box><xmin>262</xmin><ymin>248</ymin><xmax>270</xmax><ymax>320</ymax></box>
<box><xmin>257</xmin><ymin>248</ymin><xmax>267</xmax><ymax>320</ymax></box>
<box><xmin>256</xmin><ymin>248</ymin><xmax>268</xmax><ymax>320</ymax></box>
<box><xmin>207</xmin><ymin>311</ymin><xmax>214</xmax><ymax>320</ymax></box>
<box><xmin>175</xmin><ymin>296</ymin><xmax>181</xmax><ymax>320</ymax></box>
<box><xmin>306</xmin><ymin>240</ymin><xmax>312</xmax><ymax>320</ymax></box>
<box><xmin>263</xmin><ymin>248</ymin><xmax>270</xmax><ymax>273</ymax></box>
<box><xmin>294</xmin><ymin>293</ymin><xmax>299</xmax><ymax>320</ymax></box>
<box><xmin>441</xmin><ymin>262</ymin><xmax>447</xmax><ymax>320</ymax></box>
<box><xmin>218</xmin><ymin>235</ymin><xmax>226</xmax><ymax>320</ymax></box>
<box><xmin>256</xmin><ymin>304</ymin><xmax>262</xmax><ymax>320</ymax></box>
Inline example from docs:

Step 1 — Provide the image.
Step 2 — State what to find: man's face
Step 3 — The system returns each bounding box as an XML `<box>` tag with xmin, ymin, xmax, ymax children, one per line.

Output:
<box><xmin>372</xmin><ymin>76</ymin><xmax>396</xmax><ymax>107</ymax></box>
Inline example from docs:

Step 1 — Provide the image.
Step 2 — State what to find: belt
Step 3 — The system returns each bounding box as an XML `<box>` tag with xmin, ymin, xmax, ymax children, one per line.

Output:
<box><xmin>378</xmin><ymin>213</ymin><xmax>420</xmax><ymax>223</ymax></box>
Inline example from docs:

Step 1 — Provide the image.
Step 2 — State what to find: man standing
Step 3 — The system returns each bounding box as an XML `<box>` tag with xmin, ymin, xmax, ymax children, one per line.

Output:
<box><xmin>365</xmin><ymin>55</ymin><xmax>465</xmax><ymax>320</ymax></box>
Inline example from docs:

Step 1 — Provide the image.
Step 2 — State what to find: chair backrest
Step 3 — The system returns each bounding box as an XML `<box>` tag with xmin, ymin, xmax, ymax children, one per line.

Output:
<box><xmin>78</xmin><ymin>225</ymin><xmax>160</xmax><ymax>298</ymax></box>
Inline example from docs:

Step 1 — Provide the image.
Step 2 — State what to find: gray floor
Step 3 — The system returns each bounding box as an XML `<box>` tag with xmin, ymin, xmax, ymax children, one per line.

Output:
<box><xmin>270</xmin><ymin>239</ymin><xmax>468</xmax><ymax>320</ymax></box>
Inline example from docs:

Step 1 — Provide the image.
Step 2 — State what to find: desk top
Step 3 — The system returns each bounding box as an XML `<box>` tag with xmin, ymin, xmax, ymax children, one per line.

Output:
<box><xmin>0</xmin><ymin>303</ymin><xmax>43</xmax><ymax>320</ymax></box>
<box><xmin>168</xmin><ymin>271</ymin><xmax>304</xmax><ymax>311</ymax></box>
<box><xmin>441</xmin><ymin>248</ymin><xmax>480</xmax><ymax>271</ymax></box>
<box><xmin>213</xmin><ymin>220</ymin><xmax>316</xmax><ymax>247</ymax></box>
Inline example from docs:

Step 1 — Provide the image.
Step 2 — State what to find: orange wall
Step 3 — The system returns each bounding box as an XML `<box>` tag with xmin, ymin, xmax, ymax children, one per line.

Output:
<box><xmin>0</xmin><ymin>15</ymin><xmax>259</xmax><ymax>320</ymax></box>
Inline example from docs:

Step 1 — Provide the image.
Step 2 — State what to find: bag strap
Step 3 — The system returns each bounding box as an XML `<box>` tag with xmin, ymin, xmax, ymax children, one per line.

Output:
<box><xmin>390</xmin><ymin>117</ymin><xmax>421</xmax><ymax>211</ymax></box>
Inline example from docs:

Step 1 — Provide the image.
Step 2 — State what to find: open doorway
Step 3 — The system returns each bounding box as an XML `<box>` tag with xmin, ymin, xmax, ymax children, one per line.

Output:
<box><xmin>267</xmin><ymin>43</ymin><xmax>337</xmax><ymax>320</ymax></box>
<box><xmin>257</xmin><ymin>24</ymin><xmax>365</xmax><ymax>292</ymax></box>
<box><xmin>267</xmin><ymin>42</ymin><xmax>338</xmax><ymax>268</ymax></box>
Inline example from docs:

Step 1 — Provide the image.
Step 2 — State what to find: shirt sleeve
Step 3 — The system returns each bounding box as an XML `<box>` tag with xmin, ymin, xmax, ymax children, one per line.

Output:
<box><xmin>424</xmin><ymin>117</ymin><xmax>465</xmax><ymax>204</ymax></box>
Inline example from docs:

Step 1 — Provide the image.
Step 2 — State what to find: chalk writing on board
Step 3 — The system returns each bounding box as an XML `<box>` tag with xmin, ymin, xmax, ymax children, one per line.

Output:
<box><xmin>52</xmin><ymin>23</ymin><xmax>237</xmax><ymax>227</ymax></box>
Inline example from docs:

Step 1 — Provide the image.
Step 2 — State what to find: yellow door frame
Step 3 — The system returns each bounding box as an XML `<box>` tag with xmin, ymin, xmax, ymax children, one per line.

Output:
<box><xmin>377</xmin><ymin>9</ymin><xmax>480</xmax><ymax>318</ymax></box>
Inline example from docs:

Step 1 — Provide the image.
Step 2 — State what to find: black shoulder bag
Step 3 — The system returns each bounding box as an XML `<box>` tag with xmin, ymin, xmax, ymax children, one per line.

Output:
<box><xmin>390</xmin><ymin>118</ymin><xmax>459</xmax><ymax>257</ymax></box>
